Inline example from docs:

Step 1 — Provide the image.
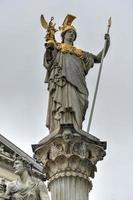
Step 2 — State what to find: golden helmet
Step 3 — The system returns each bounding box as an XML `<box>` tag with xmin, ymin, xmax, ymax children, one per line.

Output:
<box><xmin>59</xmin><ymin>14</ymin><xmax>77</xmax><ymax>41</ymax></box>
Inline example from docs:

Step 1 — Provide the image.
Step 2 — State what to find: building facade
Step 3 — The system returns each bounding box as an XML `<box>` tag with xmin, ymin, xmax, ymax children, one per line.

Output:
<box><xmin>0</xmin><ymin>134</ymin><xmax>44</xmax><ymax>182</ymax></box>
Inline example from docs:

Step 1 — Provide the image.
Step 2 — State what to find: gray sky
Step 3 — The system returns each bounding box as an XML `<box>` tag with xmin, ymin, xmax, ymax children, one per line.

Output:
<box><xmin>0</xmin><ymin>0</ymin><xmax>133</xmax><ymax>199</ymax></box>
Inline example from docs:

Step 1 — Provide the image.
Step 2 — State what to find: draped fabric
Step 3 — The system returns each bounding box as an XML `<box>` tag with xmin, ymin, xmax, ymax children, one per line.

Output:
<box><xmin>8</xmin><ymin>180</ymin><xmax>49</xmax><ymax>200</ymax></box>
<box><xmin>44</xmin><ymin>50</ymin><xmax>94</xmax><ymax>133</ymax></box>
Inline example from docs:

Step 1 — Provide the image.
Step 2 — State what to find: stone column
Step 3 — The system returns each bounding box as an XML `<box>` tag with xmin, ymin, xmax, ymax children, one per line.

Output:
<box><xmin>49</xmin><ymin>176</ymin><xmax>90</xmax><ymax>200</ymax></box>
<box><xmin>33</xmin><ymin>124</ymin><xmax>106</xmax><ymax>200</ymax></box>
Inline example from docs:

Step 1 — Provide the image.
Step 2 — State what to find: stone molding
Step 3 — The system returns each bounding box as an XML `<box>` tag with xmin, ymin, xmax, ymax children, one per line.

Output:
<box><xmin>0</xmin><ymin>134</ymin><xmax>45</xmax><ymax>181</ymax></box>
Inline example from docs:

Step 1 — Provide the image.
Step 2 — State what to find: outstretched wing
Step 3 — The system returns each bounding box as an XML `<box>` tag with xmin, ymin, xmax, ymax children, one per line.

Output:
<box><xmin>40</xmin><ymin>15</ymin><xmax>49</xmax><ymax>29</ymax></box>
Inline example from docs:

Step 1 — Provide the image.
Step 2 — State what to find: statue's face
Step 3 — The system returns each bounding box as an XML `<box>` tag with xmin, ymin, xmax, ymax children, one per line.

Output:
<box><xmin>13</xmin><ymin>160</ymin><xmax>25</xmax><ymax>176</ymax></box>
<box><xmin>63</xmin><ymin>29</ymin><xmax>76</xmax><ymax>43</ymax></box>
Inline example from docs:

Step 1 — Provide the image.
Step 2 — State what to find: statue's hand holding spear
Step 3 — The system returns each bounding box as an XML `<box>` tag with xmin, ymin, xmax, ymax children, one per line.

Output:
<box><xmin>87</xmin><ymin>17</ymin><xmax>112</xmax><ymax>133</ymax></box>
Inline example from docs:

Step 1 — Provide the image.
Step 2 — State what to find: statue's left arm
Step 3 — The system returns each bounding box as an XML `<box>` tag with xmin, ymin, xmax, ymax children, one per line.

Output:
<box><xmin>91</xmin><ymin>34</ymin><xmax>110</xmax><ymax>63</ymax></box>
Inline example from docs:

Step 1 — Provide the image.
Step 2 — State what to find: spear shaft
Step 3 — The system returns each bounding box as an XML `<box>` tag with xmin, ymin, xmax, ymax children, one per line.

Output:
<box><xmin>87</xmin><ymin>17</ymin><xmax>111</xmax><ymax>133</ymax></box>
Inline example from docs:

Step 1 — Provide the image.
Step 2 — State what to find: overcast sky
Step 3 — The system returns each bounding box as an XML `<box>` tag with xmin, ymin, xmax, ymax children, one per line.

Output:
<box><xmin>0</xmin><ymin>0</ymin><xmax>133</xmax><ymax>199</ymax></box>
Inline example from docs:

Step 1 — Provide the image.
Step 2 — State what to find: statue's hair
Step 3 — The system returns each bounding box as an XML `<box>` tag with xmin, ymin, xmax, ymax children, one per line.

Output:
<box><xmin>14</xmin><ymin>155</ymin><xmax>33</xmax><ymax>176</ymax></box>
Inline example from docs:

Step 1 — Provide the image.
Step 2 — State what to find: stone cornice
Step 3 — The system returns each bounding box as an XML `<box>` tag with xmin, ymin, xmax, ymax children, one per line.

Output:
<box><xmin>0</xmin><ymin>134</ymin><xmax>43</xmax><ymax>172</ymax></box>
<box><xmin>0</xmin><ymin>134</ymin><xmax>45</xmax><ymax>180</ymax></box>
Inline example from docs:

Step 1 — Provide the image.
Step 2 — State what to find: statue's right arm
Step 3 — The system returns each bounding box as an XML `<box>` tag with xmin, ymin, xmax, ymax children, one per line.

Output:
<box><xmin>43</xmin><ymin>44</ymin><xmax>58</xmax><ymax>69</ymax></box>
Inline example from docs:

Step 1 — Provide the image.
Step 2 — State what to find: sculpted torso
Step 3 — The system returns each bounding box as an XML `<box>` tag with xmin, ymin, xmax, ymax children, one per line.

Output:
<box><xmin>5</xmin><ymin>158</ymin><xmax>49</xmax><ymax>200</ymax></box>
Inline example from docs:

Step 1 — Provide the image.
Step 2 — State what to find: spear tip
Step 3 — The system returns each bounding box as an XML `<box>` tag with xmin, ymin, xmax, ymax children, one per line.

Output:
<box><xmin>108</xmin><ymin>16</ymin><xmax>112</xmax><ymax>27</ymax></box>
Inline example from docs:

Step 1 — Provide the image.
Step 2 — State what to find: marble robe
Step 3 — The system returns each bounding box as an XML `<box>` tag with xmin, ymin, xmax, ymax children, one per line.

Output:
<box><xmin>44</xmin><ymin>48</ymin><xmax>94</xmax><ymax>133</ymax></box>
<box><xmin>6</xmin><ymin>179</ymin><xmax>49</xmax><ymax>200</ymax></box>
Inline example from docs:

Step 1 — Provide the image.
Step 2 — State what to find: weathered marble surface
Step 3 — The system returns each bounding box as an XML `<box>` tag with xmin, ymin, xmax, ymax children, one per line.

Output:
<box><xmin>43</xmin><ymin>15</ymin><xmax>110</xmax><ymax>133</ymax></box>
<box><xmin>50</xmin><ymin>176</ymin><xmax>90</xmax><ymax>200</ymax></box>
<box><xmin>5</xmin><ymin>157</ymin><xmax>49</xmax><ymax>200</ymax></box>
<box><xmin>33</xmin><ymin>14</ymin><xmax>109</xmax><ymax>200</ymax></box>
<box><xmin>33</xmin><ymin>124</ymin><xmax>106</xmax><ymax>200</ymax></box>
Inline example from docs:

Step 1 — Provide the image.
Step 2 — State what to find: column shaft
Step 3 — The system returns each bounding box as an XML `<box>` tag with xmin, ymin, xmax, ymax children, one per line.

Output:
<box><xmin>49</xmin><ymin>176</ymin><xmax>89</xmax><ymax>200</ymax></box>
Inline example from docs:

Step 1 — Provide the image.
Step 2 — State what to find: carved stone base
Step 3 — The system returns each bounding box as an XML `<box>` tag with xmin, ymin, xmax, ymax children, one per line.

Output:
<box><xmin>32</xmin><ymin>124</ymin><xmax>106</xmax><ymax>200</ymax></box>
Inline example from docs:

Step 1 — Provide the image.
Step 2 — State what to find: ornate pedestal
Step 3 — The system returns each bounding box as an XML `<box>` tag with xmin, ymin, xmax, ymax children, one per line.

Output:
<box><xmin>32</xmin><ymin>124</ymin><xmax>106</xmax><ymax>200</ymax></box>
